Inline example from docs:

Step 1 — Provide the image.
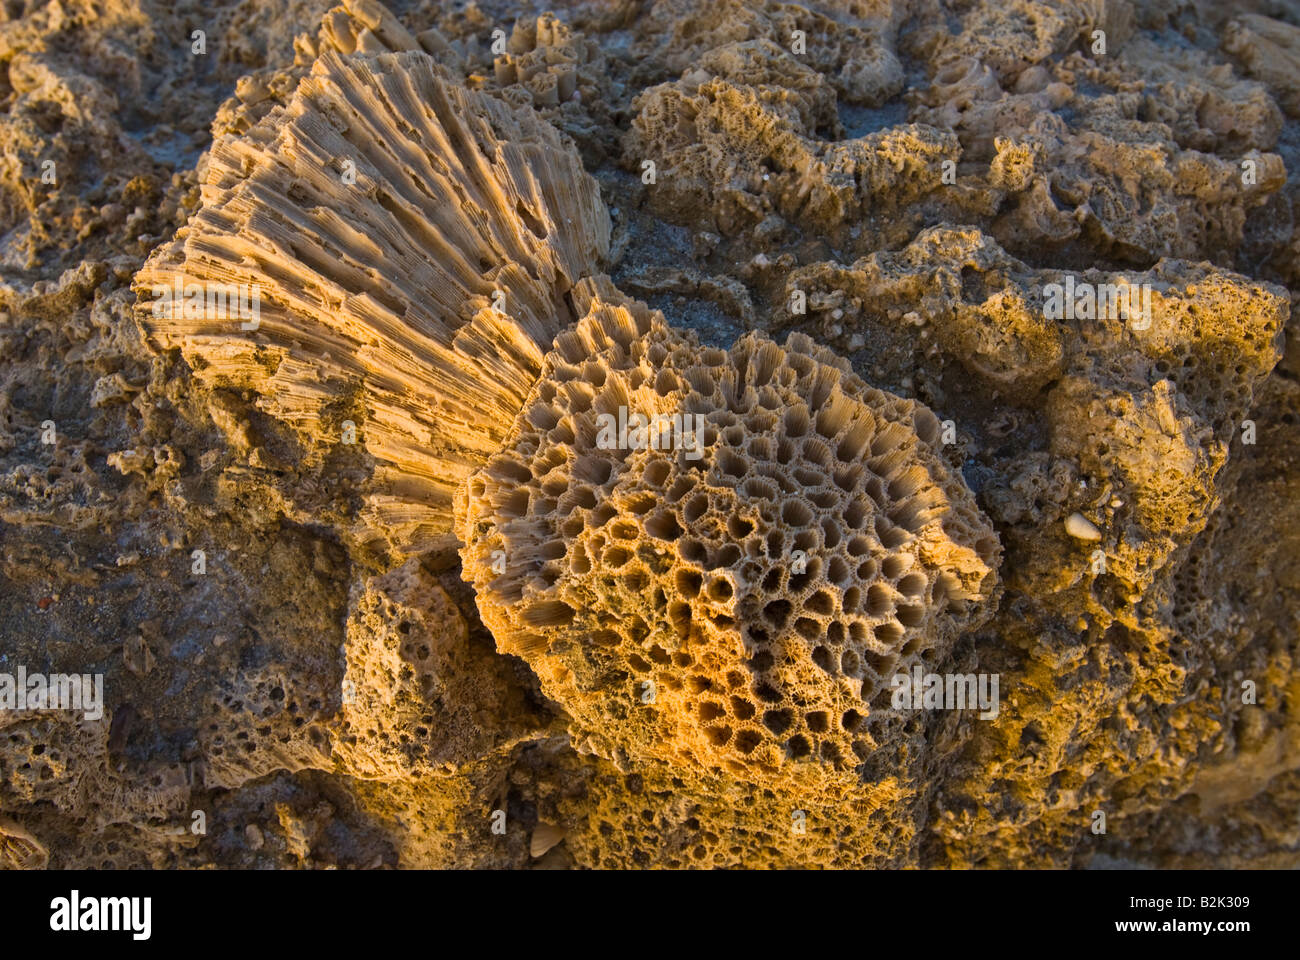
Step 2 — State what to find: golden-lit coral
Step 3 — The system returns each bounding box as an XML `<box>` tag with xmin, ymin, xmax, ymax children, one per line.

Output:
<box><xmin>459</xmin><ymin>290</ymin><xmax>998</xmax><ymax>788</ymax></box>
<box><xmin>134</xmin><ymin>47</ymin><xmax>610</xmax><ymax>558</ymax></box>
<box><xmin>2</xmin><ymin>0</ymin><xmax>1298</xmax><ymax>872</ymax></box>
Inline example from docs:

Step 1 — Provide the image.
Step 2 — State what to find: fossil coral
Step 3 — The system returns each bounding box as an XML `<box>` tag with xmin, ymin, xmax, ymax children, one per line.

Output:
<box><xmin>0</xmin><ymin>817</ymin><xmax>47</xmax><ymax>870</ymax></box>
<box><xmin>334</xmin><ymin>558</ymin><xmax>548</xmax><ymax>780</ymax></box>
<box><xmin>624</xmin><ymin>38</ymin><xmax>957</xmax><ymax>237</ymax></box>
<box><xmin>626</xmin><ymin>0</ymin><xmax>906</xmax><ymax>106</ymax></box>
<box><xmin>123</xmin><ymin>21</ymin><xmax>1004</xmax><ymax>862</ymax></box>
<box><xmin>134</xmin><ymin>47</ymin><xmax>611</xmax><ymax>558</ymax></box>
<box><xmin>3</xmin><ymin>0</ymin><xmax>1299</xmax><ymax>873</ymax></box>
<box><xmin>458</xmin><ymin>293</ymin><xmax>999</xmax><ymax>785</ymax></box>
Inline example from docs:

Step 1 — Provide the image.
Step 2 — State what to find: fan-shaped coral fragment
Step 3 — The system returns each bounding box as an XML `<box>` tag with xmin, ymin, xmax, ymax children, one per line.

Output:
<box><xmin>134</xmin><ymin>48</ymin><xmax>611</xmax><ymax>556</ymax></box>
<box><xmin>459</xmin><ymin>296</ymin><xmax>1000</xmax><ymax>785</ymax></box>
<box><xmin>0</xmin><ymin>817</ymin><xmax>47</xmax><ymax>870</ymax></box>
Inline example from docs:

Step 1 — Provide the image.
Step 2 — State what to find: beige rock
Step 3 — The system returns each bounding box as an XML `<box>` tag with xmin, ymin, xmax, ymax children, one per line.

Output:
<box><xmin>529</xmin><ymin>821</ymin><xmax>565</xmax><ymax>858</ymax></box>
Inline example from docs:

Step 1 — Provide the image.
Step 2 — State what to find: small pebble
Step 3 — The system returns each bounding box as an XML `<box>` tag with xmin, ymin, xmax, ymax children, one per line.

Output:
<box><xmin>1065</xmin><ymin>512</ymin><xmax>1102</xmax><ymax>541</ymax></box>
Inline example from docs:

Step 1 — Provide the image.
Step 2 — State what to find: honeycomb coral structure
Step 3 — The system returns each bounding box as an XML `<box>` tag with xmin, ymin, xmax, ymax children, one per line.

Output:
<box><xmin>3</xmin><ymin>0</ymin><xmax>1300</xmax><ymax>875</ymax></box>
<box><xmin>460</xmin><ymin>293</ymin><xmax>999</xmax><ymax>788</ymax></box>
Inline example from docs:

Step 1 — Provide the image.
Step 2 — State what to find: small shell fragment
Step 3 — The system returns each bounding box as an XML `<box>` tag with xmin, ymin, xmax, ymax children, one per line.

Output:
<box><xmin>1065</xmin><ymin>512</ymin><xmax>1102</xmax><ymax>541</ymax></box>
<box><xmin>530</xmin><ymin>822</ymin><xmax>566</xmax><ymax>858</ymax></box>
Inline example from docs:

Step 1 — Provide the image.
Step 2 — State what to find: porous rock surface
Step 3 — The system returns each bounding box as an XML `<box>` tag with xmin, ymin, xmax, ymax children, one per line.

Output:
<box><xmin>0</xmin><ymin>0</ymin><xmax>1297</xmax><ymax>870</ymax></box>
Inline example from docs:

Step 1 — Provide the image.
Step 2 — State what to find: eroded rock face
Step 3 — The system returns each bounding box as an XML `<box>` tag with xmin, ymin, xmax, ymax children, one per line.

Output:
<box><xmin>1</xmin><ymin>0</ymin><xmax>1298</xmax><ymax>871</ymax></box>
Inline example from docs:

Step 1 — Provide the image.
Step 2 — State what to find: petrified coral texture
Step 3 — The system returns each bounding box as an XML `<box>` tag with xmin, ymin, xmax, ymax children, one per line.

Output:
<box><xmin>624</xmin><ymin>39</ymin><xmax>957</xmax><ymax>236</ymax></box>
<box><xmin>454</xmin><ymin>288</ymin><xmax>1002</xmax><ymax>866</ymax></box>
<box><xmin>459</xmin><ymin>293</ymin><xmax>998</xmax><ymax>788</ymax></box>
<box><xmin>135</xmin><ymin>47</ymin><xmax>610</xmax><ymax>557</ymax></box>
<box><xmin>1</xmin><ymin>0</ymin><xmax>1298</xmax><ymax>870</ymax></box>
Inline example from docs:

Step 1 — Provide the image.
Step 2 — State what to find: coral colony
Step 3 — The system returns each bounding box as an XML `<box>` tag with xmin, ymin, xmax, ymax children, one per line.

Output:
<box><xmin>0</xmin><ymin>0</ymin><xmax>1296</xmax><ymax>872</ymax></box>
